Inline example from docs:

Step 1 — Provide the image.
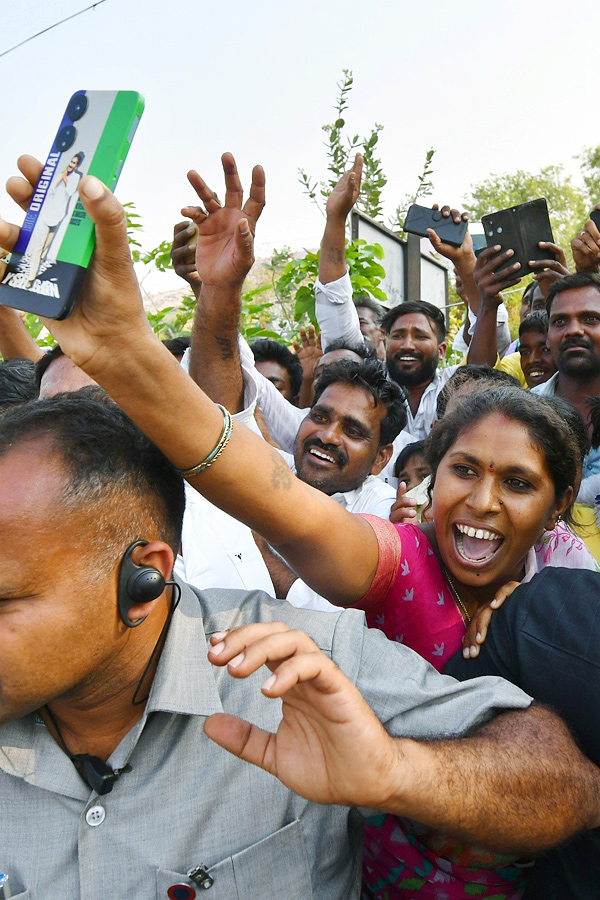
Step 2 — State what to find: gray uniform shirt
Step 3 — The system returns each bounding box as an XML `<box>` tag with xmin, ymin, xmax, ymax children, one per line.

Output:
<box><xmin>0</xmin><ymin>580</ymin><xmax>531</xmax><ymax>900</ymax></box>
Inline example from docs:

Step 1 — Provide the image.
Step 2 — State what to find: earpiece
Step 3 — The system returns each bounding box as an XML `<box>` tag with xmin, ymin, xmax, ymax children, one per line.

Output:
<box><xmin>118</xmin><ymin>540</ymin><xmax>165</xmax><ymax>628</ymax></box>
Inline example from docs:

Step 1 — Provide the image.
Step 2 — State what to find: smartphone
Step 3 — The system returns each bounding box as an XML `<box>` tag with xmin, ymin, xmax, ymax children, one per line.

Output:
<box><xmin>0</xmin><ymin>90</ymin><xmax>144</xmax><ymax>319</ymax></box>
<box><xmin>481</xmin><ymin>199</ymin><xmax>554</xmax><ymax>277</ymax></box>
<box><xmin>404</xmin><ymin>204</ymin><xmax>468</xmax><ymax>247</ymax></box>
<box><xmin>590</xmin><ymin>209</ymin><xmax>600</xmax><ymax>231</ymax></box>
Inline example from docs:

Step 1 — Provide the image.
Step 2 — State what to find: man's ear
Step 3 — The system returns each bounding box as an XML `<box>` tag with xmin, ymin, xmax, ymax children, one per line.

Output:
<box><xmin>437</xmin><ymin>341</ymin><xmax>448</xmax><ymax>361</ymax></box>
<box><xmin>120</xmin><ymin>540</ymin><xmax>175</xmax><ymax>625</ymax></box>
<box><xmin>370</xmin><ymin>443</ymin><xmax>393</xmax><ymax>476</ymax></box>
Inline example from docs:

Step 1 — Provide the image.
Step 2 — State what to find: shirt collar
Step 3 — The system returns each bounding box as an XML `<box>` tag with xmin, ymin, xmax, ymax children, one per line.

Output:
<box><xmin>144</xmin><ymin>577</ymin><xmax>224</xmax><ymax>719</ymax></box>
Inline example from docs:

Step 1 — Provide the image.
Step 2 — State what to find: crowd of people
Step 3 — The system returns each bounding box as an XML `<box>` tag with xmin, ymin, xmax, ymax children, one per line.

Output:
<box><xmin>0</xmin><ymin>148</ymin><xmax>600</xmax><ymax>899</ymax></box>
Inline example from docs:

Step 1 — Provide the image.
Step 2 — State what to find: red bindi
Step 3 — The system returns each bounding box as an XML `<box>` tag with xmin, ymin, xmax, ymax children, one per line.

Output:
<box><xmin>487</xmin><ymin>463</ymin><xmax>495</xmax><ymax>473</ymax></box>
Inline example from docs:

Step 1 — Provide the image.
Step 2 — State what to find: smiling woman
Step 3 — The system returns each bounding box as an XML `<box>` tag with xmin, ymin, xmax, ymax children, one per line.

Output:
<box><xmin>359</xmin><ymin>386</ymin><xmax>599</xmax><ymax>900</ymax></box>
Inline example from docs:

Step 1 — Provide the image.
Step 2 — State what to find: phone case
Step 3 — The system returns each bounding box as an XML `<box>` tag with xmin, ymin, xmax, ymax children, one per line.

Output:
<box><xmin>403</xmin><ymin>204</ymin><xmax>468</xmax><ymax>247</ymax></box>
<box><xmin>0</xmin><ymin>90</ymin><xmax>144</xmax><ymax>319</ymax></box>
<box><xmin>481</xmin><ymin>199</ymin><xmax>554</xmax><ymax>277</ymax></box>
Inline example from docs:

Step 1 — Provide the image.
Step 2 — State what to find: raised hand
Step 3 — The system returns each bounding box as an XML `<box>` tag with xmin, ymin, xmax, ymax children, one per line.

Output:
<box><xmin>1</xmin><ymin>155</ymin><xmax>150</xmax><ymax>372</ymax></box>
<box><xmin>183</xmin><ymin>153</ymin><xmax>265</xmax><ymax>289</ymax></box>
<box><xmin>292</xmin><ymin>324</ymin><xmax>322</xmax><ymax>379</ymax></box>
<box><xmin>205</xmin><ymin>621</ymin><xmax>400</xmax><ymax>809</ymax></box>
<box><xmin>389</xmin><ymin>481</ymin><xmax>417</xmax><ymax>524</ymax></box>
<box><xmin>572</xmin><ymin>210</ymin><xmax>600</xmax><ymax>274</ymax></box>
<box><xmin>474</xmin><ymin>245</ymin><xmax>522</xmax><ymax>308</ymax></box>
<box><xmin>426</xmin><ymin>205</ymin><xmax>474</xmax><ymax>267</ymax></box>
<box><xmin>325</xmin><ymin>153</ymin><xmax>363</xmax><ymax>222</ymax></box>
<box><xmin>529</xmin><ymin>241</ymin><xmax>570</xmax><ymax>298</ymax></box>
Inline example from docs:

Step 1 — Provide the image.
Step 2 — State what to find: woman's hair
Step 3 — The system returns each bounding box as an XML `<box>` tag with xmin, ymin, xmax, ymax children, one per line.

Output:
<box><xmin>425</xmin><ymin>386</ymin><xmax>580</xmax><ymax>525</ymax></box>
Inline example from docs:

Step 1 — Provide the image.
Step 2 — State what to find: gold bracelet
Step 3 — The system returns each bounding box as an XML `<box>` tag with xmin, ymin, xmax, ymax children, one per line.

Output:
<box><xmin>175</xmin><ymin>404</ymin><xmax>233</xmax><ymax>477</ymax></box>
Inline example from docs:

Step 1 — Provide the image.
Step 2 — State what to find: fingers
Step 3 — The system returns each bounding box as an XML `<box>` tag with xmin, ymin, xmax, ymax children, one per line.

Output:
<box><xmin>475</xmin><ymin>246</ymin><xmax>521</xmax><ymax>293</ymax></box>
<box><xmin>234</xmin><ymin>217</ymin><xmax>254</xmax><ymax>271</ymax></box>
<box><xmin>462</xmin><ymin>579</ymin><xmax>520</xmax><ymax>658</ymax></box>
<box><xmin>243</xmin><ymin>164</ymin><xmax>266</xmax><ymax>226</ymax></box>
<box><xmin>187</xmin><ymin>169</ymin><xmax>221</xmax><ymax>214</ymax></box>
<box><xmin>0</xmin><ymin>215</ymin><xmax>21</xmax><ymax>252</ymax></box>
<box><xmin>208</xmin><ymin>621</ymin><xmax>315</xmax><ymax>674</ymax></box>
<box><xmin>222</xmin><ymin>152</ymin><xmax>244</xmax><ymax>210</ymax></box>
<box><xmin>77</xmin><ymin>176</ymin><xmax>136</xmax><ymax>281</ymax></box>
<box><xmin>439</xmin><ymin>205</ymin><xmax>468</xmax><ymax>224</ymax></box>
<box><xmin>390</xmin><ymin>481</ymin><xmax>417</xmax><ymax>523</ymax></box>
<box><xmin>5</xmin><ymin>155</ymin><xmax>44</xmax><ymax>212</ymax></box>
<box><xmin>204</xmin><ymin>713</ymin><xmax>277</xmax><ymax>773</ymax></box>
<box><xmin>538</xmin><ymin>240</ymin><xmax>567</xmax><ymax>268</ymax></box>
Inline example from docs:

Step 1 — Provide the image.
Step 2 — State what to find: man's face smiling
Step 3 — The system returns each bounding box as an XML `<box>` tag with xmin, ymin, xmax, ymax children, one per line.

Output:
<box><xmin>294</xmin><ymin>382</ymin><xmax>391</xmax><ymax>495</ymax></box>
<box><xmin>548</xmin><ymin>287</ymin><xmax>600</xmax><ymax>380</ymax></box>
<box><xmin>519</xmin><ymin>329</ymin><xmax>557</xmax><ymax>388</ymax></box>
<box><xmin>386</xmin><ymin>313</ymin><xmax>446</xmax><ymax>388</ymax></box>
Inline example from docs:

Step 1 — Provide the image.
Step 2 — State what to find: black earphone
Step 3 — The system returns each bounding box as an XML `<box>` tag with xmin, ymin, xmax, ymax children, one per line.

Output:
<box><xmin>118</xmin><ymin>540</ymin><xmax>166</xmax><ymax>627</ymax></box>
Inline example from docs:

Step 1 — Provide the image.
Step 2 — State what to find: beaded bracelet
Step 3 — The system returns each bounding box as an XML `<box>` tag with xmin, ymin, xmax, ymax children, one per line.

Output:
<box><xmin>175</xmin><ymin>404</ymin><xmax>233</xmax><ymax>477</ymax></box>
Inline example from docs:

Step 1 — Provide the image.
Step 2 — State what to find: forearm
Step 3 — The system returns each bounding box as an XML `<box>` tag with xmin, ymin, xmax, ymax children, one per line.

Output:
<box><xmin>0</xmin><ymin>306</ymin><xmax>44</xmax><ymax>361</ymax></box>
<box><xmin>318</xmin><ymin>214</ymin><xmax>347</xmax><ymax>285</ymax></box>
<box><xmin>189</xmin><ymin>284</ymin><xmax>244</xmax><ymax>412</ymax></box>
<box><xmin>466</xmin><ymin>302</ymin><xmax>500</xmax><ymax>366</ymax></box>
<box><xmin>83</xmin><ymin>333</ymin><xmax>379</xmax><ymax>603</ymax></box>
<box><xmin>383</xmin><ymin>705</ymin><xmax>600</xmax><ymax>854</ymax></box>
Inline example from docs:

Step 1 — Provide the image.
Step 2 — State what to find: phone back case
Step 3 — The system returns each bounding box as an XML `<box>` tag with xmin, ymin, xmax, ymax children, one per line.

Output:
<box><xmin>481</xmin><ymin>199</ymin><xmax>554</xmax><ymax>277</ymax></box>
<box><xmin>0</xmin><ymin>90</ymin><xmax>144</xmax><ymax>319</ymax></box>
<box><xmin>404</xmin><ymin>204</ymin><xmax>468</xmax><ymax>247</ymax></box>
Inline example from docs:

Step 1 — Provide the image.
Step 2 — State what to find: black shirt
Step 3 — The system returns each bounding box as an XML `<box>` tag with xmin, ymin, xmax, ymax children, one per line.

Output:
<box><xmin>445</xmin><ymin>567</ymin><xmax>600</xmax><ymax>900</ymax></box>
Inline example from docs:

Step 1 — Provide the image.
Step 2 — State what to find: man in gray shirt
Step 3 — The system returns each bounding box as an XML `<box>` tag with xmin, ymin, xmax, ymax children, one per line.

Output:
<box><xmin>0</xmin><ymin>392</ymin><xmax>598</xmax><ymax>900</ymax></box>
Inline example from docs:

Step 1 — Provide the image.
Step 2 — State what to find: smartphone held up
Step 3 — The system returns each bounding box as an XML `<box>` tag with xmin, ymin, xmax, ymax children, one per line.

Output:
<box><xmin>0</xmin><ymin>90</ymin><xmax>144</xmax><ymax>319</ymax></box>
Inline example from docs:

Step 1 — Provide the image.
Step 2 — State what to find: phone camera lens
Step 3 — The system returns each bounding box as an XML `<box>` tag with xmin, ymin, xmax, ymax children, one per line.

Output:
<box><xmin>66</xmin><ymin>93</ymin><xmax>88</xmax><ymax>122</ymax></box>
<box><xmin>55</xmin><ymin>125</ymin><xmax>77</xmax><ymax>153</ymax></box>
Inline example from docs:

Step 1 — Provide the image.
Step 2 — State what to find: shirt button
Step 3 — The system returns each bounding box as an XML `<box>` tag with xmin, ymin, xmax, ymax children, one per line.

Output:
<box><xmin>85</xmin><ymin>805</ymin><xmax>106</xmax><ymax>827</ymax></box>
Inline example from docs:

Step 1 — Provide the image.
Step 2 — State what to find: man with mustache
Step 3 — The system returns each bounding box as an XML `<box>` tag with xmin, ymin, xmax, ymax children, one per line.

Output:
<box><xmin>533</xmin><ymin>272</ymin><xmax>600</xmax><ymax>478</ymax></box>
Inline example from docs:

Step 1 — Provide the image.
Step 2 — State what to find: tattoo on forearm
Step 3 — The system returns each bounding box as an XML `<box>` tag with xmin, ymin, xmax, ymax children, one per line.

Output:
<box><xmin>327</xmin><ymin>248</ymin><xmax>344</xmax><ymax>264</ymax></box>
<box><xmin>270</xmin><ymin>450</ymin><xmax>293</xmax><ymax>491</ymax></box>
<box><xmin>216</xmin><ymin>337</ymin><xmax>234</xmax><ymax>360</ymax></box>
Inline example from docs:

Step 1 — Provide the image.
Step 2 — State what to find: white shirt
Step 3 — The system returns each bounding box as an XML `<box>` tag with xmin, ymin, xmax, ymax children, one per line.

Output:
<box><xmin>177</xmin><ymin>349</ymin><xmax>274</xmax><ymax>593</ymax></box>
<box><xmin>175</xmin><ymin>483</ymin><xmax>275</xmax><ymax>594</ymax></box>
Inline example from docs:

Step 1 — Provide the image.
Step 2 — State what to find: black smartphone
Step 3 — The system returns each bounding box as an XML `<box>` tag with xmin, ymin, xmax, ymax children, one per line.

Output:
<box><xmin>590</xmin><ymin>209</ymin><xmax>600</xmax><ymax>231</ymax></box>
<box><xmin>481</xmin><ymin>199</ymin><xmax>554</xmax><ymax>277</ymax></box>
<box><xmin>403</xmin><ymin>204</ymin><xmax>468</xmax><ymax>247</ymax></box>
<box><xmin>0</xmin><ymin>90</ymin><xmax>144</xmax><ymax>319</ymax></box>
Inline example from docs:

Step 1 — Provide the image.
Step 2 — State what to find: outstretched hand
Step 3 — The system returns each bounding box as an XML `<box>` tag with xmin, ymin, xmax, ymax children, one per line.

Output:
<box><xmin>205</xmin><ymin>622</ymin><xmax>401</xmax><ymax>808</ymax></box>
<box><xmin>474</xmin><ymin>245</ymin><xmax>522</xmax><ymax>308</ymax></box>
<box><xmin>183</xmin><ymin>153</ymin><xmax>265</xmax><ymax>289</ymax></box>
<box><xmin>426</xmin><ymin>205</ymin><xmax>474</xmax><ymax>267</ymax></box>
<box><xmin>326</xmin><ymin>153</ymin><xmax>363</xmax><ymax>221</ymax></box>
<box><xmin>390</xmin><ymin>481</ymin><xmax>417</xmax><ymax>524</ymax></box>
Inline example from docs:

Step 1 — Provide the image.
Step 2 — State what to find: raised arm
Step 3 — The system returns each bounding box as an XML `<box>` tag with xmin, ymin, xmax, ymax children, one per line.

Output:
<box><xmin>178</xmin><ymin>154</ymin><xmax>265</xmax><ymax>413</ymax></box>
<box><xmin>468</xmin><ymin>245</ymin><xmax>522</xmax><ymax>366</ymax></box>
<box><xmin>0</xmin><ymin>154</ymin><xmax>380</xmax><ymax>605</ymax></box>
<box><xmin>315</xmin><ymin>154</ymin><xmax>364</xmax><ymax>350</ymax></box>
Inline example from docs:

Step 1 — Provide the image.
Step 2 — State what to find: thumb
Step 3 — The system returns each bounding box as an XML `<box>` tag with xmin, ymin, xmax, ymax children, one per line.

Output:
<box><xmin>78</xmin><ymin>176</ymin><xmax>132</xmax><ymax>271</ymax></box>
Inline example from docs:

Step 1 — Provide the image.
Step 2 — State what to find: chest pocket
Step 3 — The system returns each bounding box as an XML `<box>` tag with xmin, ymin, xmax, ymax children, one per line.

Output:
<box><xmin>156</xmin><ymin>819</ymin><xmax>314</xmax><ymax>900</ymax></box>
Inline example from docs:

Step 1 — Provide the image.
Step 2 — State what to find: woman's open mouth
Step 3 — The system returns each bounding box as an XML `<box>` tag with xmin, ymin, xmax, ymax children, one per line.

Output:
<box><xmin>454</xmin><ymin>522</ymin><xmax>504</xmax><ymax>564</ymax></box>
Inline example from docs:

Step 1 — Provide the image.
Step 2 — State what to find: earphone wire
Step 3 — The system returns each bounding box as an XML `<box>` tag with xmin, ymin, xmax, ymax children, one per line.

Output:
<box><xmin>131</xmin><ymin>580</ymin><xmax>181</xmax><ymax>706</ymax></box>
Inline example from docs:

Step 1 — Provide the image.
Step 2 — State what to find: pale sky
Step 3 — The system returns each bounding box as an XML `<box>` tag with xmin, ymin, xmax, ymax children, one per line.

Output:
<box><xmin>2</xmin><ymin>0</ymin><xmax>599</xmax><ymax>293</ymax></box>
